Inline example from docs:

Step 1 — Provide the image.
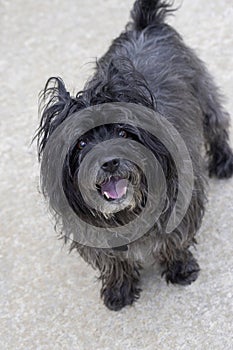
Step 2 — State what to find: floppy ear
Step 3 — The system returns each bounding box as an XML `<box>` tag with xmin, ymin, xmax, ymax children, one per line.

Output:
<box><xmin>36</xmin><ymin>77</ymin><xmax>83</xmax><ymax>160</ymax></box>
<box><xmin>87</xmin><ymin>57</ymin><xmax>156</xmax><ymax>108</ymax></box>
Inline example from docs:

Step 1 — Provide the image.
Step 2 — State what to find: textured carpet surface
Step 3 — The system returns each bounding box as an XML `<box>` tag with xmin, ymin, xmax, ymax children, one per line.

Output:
<box><xmin>1</xmin><ymin>1</ymin><xmax>233</xmax><ymax>349</ymax></box>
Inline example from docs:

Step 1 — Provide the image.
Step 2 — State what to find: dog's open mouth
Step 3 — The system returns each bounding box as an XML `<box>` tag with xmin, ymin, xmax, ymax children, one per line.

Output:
<box><xmin>98</xmin><ymin>176</ymin><xmax>129</xmax><ymax>201</ymax></box>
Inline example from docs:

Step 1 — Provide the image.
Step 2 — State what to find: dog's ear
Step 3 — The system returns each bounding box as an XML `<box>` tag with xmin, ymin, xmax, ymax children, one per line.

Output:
<box><xmin>87</xmin><ymin>57</ymin><xmax>156</xmax><ymax>109</ymax></box>
<box><xmin>36</xmin><ymin>77</ymin><xmax>82</xmax><ymax>160</ymax></box>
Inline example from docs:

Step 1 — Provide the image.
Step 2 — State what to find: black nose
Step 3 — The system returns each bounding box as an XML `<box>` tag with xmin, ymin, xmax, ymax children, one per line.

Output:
<box><xmin>101</xmin><ymin>159</ymin><xmax>120</xmax><ymax>173</ymax></box>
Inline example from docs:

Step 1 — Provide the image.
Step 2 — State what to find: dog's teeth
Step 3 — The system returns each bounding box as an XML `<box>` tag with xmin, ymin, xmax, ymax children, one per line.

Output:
<box><xmin>104</xmin><ymin>192</ymin><xmax>110</xmax><ymax>199</ymax></box>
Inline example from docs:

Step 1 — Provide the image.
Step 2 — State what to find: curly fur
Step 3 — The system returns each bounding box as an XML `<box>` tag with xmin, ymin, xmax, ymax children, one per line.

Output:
<box><xmin>36</xmin><ymin>0</ymin><xmax>233</xmax><ymax>311</ymax></box>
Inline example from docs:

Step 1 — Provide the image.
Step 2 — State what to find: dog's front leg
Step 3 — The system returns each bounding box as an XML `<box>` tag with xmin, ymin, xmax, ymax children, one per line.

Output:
<box><xmin>159</xmin><ymin>242</ymin><xmax>200</xmax><ymax>286</ymax></box>
<box><xmin>99</xmin><ymin>257</ymin><xmax>141</xmax><ymax>311</ymax></box>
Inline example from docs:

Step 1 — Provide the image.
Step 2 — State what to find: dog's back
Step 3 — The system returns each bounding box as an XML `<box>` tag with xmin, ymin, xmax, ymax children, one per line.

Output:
<box><xmin>88</xmin><ymin>0</ymin><xmax>204</xmax><ymax>145</ymax></box>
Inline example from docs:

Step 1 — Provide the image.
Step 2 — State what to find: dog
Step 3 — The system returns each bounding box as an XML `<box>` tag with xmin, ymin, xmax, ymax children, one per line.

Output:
<box><xmin>36</xmin><ymin>0</ymin><xmax>233</xmax><ymax>311</ymax></box>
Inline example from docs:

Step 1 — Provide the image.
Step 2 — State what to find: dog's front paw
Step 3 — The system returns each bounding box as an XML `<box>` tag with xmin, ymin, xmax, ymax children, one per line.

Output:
<box><xmin>163</xmin><ymin>258</ymin><xmax>200</xmax><ymax>286</ymax></box>
<box><xmin>101</xmin><ymin>280</ymin><xmax>141</xmax><ymax>311</ymax></box>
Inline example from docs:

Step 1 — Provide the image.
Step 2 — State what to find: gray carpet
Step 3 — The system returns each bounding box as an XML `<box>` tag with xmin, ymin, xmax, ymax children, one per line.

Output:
<box><xmin>1</xmin><ymin>1</ymin><xmax>233</xmax><ymax>349</ymax></box>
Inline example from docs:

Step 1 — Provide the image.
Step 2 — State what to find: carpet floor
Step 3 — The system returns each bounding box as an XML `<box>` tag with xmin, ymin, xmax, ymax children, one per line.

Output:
<box><xmin>1</xmin><ymin>1</ymin><xmax>233</xmax><ymax>349</ymax></box>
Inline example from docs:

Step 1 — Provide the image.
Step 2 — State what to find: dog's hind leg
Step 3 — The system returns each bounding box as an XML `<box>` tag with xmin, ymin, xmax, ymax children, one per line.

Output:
<box><xmin>194</xmin><ymin>65</ymin><xmax>233</xmax><ymax>178</ymax></box>
<box><xmin>204</xmin><ymin>107</ymin><xmax>233</xmax><ymax>179</ymax></box>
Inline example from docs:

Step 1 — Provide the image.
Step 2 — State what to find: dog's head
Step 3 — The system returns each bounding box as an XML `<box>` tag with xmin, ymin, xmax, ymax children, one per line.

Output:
<box><xmin>36</xmin><ymin>73</ymin><xmax>178</xmax><ymax>245</ymax></box>
<box><xmin>62</xmin><ymin>122</ymin><xmax>148</xmax><ymax>227</ymax></box>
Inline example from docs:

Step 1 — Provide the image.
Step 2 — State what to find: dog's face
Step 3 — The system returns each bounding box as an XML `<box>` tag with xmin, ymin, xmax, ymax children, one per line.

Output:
<box><xmin>62</xmin><ymin>123</ymin><xmax>147</xmax><ymax>227</ymax></box>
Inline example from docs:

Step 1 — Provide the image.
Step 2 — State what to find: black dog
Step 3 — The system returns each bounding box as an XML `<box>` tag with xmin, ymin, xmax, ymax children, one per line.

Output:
<box><xmin>36</xmin><ymin>0</ymin><xmax>233</xmax><ymax>311</ymax></box>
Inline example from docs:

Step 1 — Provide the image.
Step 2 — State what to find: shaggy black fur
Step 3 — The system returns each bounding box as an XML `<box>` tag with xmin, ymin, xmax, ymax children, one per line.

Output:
<box><xmin>36</xmin><ymin>0</ymin><xmax>233</xmax><ymax>311</ymax></box>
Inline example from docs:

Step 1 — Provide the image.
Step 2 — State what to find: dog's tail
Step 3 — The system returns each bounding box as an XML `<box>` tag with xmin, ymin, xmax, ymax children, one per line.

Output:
<box><xmin>130</xmin><ymin>0</ymin><xmax>174</xmax><ymax>31</ymax></box>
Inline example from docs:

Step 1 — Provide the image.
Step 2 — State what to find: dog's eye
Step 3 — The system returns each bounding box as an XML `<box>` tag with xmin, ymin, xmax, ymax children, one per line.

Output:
<box><xmin>118</xmin><ymin>130</ymin><xmax>128</xmax><ymax>138</ymax></box>
<box><xmin>77</xmin><ymin>140</ymin><xmax>87</xmax><ymax>150</ymax></box>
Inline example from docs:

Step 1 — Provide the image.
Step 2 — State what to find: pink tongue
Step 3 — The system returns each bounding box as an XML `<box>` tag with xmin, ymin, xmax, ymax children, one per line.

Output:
<box><xmin>101</xmin><ymin>178</ymin><xmax>128</xmax><ymax>199</ymax></box>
